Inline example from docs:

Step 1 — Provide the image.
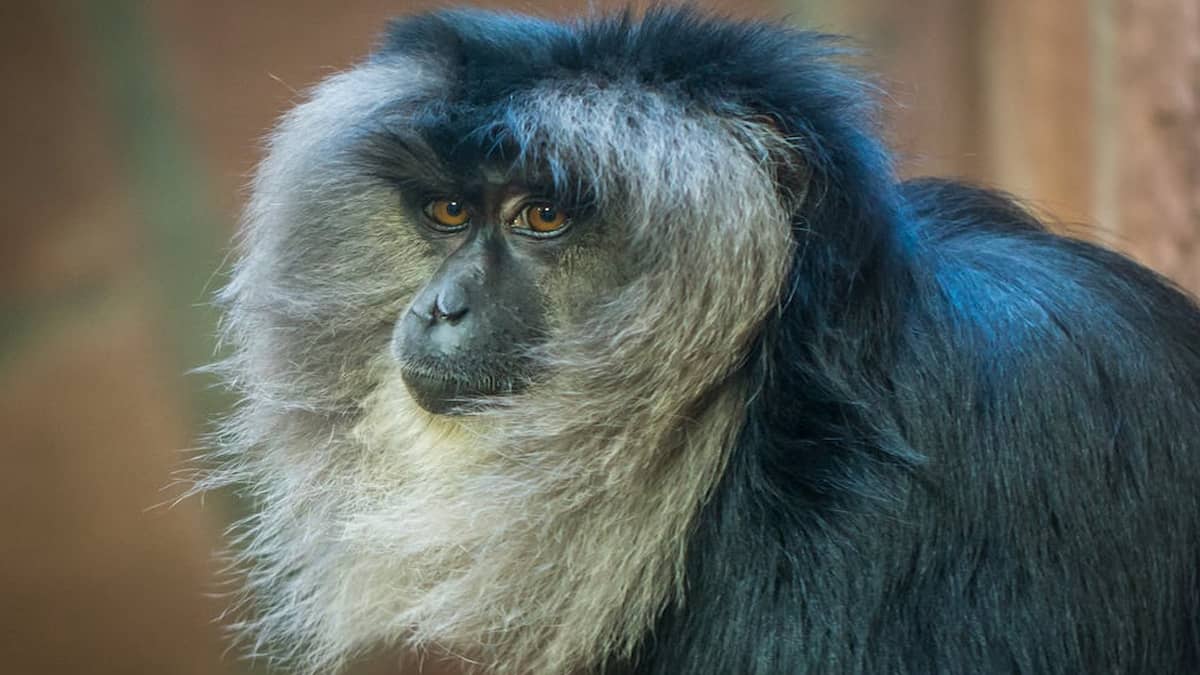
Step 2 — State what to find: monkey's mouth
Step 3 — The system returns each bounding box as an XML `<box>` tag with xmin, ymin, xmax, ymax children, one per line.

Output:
<box><xmin>399</xmin><ymin>367</ymin><xmax>517</xmax><ymax>415</ymax></box>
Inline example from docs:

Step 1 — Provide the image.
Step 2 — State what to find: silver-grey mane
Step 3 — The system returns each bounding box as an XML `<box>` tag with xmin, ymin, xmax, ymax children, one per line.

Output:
<box><xmin>202</xmin><ymin>48</ymin><xmax>796</xmax><ymax>674</ymax></box>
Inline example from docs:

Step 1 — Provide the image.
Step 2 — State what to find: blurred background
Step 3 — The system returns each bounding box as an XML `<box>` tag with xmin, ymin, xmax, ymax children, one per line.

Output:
<box><xmin>1</xmin><ymin>1</ymin><xmax>1196</xmax><ymax>674</ymax></box>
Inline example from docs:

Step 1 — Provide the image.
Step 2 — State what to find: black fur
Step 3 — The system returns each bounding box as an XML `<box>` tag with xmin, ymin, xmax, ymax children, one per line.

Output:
<box><xmin>380</xmin><ymin>9</ymin><xmax>1200</xmax><ymax>674</ymax></box>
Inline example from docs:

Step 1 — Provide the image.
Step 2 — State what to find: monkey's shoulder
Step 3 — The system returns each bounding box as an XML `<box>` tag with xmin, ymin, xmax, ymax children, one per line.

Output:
<box><xmin>882</xmin><ymin>178</ymin><xmax>1200</xmax><ymax>476</ymax></box>
<box><xmin>898</xmin><ymin>178</ymin><xmax>1200</xmax><ymax>363</ymax></box>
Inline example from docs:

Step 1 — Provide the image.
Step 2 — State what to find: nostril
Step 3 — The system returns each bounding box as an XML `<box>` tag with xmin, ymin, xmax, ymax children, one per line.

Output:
<box><xmin>434</xmin><ymin>282</ymin><xmax>469</xmax><ymax>322</ymax></box>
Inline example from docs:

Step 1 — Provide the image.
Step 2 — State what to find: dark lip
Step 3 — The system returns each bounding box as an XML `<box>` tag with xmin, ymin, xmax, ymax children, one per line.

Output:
<box><xmin>399</xmin><ymin>367</ymin><xmax>505</xmax><ymax>415</ymax></box>
<box><xmin>399</xmin><ymin>365</ymin><xmax>490</xmax><ymax>390</ymax></box>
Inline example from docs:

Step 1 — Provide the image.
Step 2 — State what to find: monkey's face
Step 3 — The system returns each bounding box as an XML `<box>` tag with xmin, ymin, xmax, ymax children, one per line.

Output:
<box><xmin>391</xmin><ymin>171</ymin><xmax>622</xmax><ymax>414</ymax></box>
<box><xmin>225</xmin><ymin>57</ymin><xmax>793</xmax><ymax>422</ymax></box>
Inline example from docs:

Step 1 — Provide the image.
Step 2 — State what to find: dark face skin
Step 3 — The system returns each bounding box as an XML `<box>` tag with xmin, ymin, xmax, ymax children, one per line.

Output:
<box><xmin>392</xmin><ymin>174</ymin><xmax>573</xmax><ymax>414</ymax></box>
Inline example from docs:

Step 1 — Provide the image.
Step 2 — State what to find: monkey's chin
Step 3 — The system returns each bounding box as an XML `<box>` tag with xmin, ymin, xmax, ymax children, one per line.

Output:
<box><xmin>400</xmin><ymin>369</ymin><xmax>500</xmax><ymax>415</ymax></box>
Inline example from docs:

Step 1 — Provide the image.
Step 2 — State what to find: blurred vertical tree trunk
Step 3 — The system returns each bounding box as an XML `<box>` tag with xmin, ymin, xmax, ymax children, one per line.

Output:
<box><xmin>1115</xmin><ymin>0</ymin><xmax>1200</xmax><ymax>293</ymax></box>
<box><xmin>980</xmin><ymin>0</ymin><xmax>1095</xmax><ymax>227</ymax></box>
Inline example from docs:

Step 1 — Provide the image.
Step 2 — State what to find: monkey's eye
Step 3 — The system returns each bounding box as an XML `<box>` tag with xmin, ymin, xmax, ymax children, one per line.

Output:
<box><xmin>515</xmin><ymin>202</ymin><xmax>570</xmax><ymax>237</ymax></box>
<box><xmin>424</xmin><ymin>199</ymin><xmax>471</xmax><ymax>229</ymax></box>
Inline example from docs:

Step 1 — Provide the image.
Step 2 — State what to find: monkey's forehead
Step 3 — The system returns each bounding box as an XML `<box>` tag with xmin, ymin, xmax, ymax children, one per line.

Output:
<box><xmin>368</xmin><ymin>8</ymin><xmax>856</xmax><ymax>129</ymax></box>
<box><xmin>342</xmin><ymin>9</ymin><xmax>845</xmax><ymax>207</ymax></box>
<box><xmin>375</xmin><ymin>8</ymin><xmax>783</xmax><ymax>109</ymax></box>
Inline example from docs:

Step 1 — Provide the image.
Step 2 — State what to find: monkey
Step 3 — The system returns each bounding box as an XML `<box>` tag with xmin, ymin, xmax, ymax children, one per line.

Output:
<box><xmin>203</xmin><ymin>7</ymin><xmax>1200</xmax><ymax>675</ymax></box>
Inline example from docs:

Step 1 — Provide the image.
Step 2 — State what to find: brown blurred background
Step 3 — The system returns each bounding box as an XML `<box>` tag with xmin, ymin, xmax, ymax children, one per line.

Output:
<box><xmin>1</xmin><ymin>1</ymin><xmax>1196</xmax><ymax>674</ymax></box>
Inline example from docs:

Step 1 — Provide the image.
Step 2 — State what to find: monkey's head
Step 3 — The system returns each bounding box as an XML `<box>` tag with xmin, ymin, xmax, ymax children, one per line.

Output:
<box><xmin>209</xmin><ymin>8</ymin><xmax>894</xmax><ymax>674</ymax></box>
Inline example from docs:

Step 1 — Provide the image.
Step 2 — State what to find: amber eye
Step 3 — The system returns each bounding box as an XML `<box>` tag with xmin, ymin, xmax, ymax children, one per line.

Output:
<box><xmin>424</xmin><ymin>199</ymin><xmax>470</xmax><ymax>228</ymax></box>
<box><xmin>520</xmin><ymin>202</ymin><xmax>569</xmax><ymax>234</ymax></box>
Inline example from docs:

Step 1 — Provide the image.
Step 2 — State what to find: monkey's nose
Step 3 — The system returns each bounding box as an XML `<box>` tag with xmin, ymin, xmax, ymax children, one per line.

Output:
<box><xmin>431</xmin><ymin>281</ymin><xmax>469</xmax><ymax>323</ymax></box>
